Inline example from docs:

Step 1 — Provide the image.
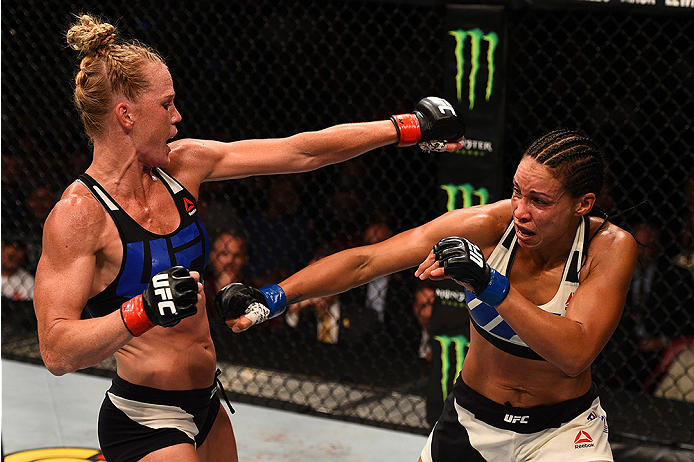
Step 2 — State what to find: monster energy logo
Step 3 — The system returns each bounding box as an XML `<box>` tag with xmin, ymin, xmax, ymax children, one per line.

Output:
<box><xmin>434</xmin><ymin>335</ymin><xmax>469</xmax><ymax>401</ymax></box>
<box><xmin>435</xmin><ymin>287</ymin><xmax>467</xmax><ymax>307</ymax></box>
<box><xmin>440</xmin><ymin>183</ymin><xmax>489</xmax><ymax>211</ymax></box>
<box><xmin>449</xmin><ymin>28</ymin><xmax>498</xmax><ymax>110</ymax></box>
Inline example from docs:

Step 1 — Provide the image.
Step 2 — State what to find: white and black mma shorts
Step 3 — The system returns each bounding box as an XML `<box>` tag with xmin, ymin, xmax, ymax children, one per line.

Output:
<box><xmin>421</xmin><ymin>377</ymin><xmax>612</xmax><ymax>462</ymax></box>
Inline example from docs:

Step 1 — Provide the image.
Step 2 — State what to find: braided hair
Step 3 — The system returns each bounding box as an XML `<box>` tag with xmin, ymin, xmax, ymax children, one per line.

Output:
<box><xmin>523</xmin><ymin>129</ymin><xmax>606</xmax><ymax>201</ymax></box>
<box><xmin>524</xmin><ymin>129</ymin><xmax>609</xmax><ymax>243</ymax></box>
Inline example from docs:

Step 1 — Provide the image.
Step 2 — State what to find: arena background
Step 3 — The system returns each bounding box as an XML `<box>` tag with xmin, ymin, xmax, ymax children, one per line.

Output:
<box><xmin>2</xmin><ymin>0</ymin><xmax>693</xmax><ymax>459</ymax></box>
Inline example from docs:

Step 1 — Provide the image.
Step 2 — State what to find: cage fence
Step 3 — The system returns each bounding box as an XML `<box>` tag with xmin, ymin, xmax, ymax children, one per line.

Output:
<box><xmin>2</xmin><ymin>0</ymin><xmax>693</xmax><ymax>450</ymax></box>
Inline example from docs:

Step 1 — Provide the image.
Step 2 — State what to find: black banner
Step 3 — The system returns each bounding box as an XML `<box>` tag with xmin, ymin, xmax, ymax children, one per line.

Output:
<box><xmin>439</xmin><ymin>5</ymin><xmax>508</xmax><ymax>212</ymax></box>
<box><xmin>524</xmin><ymin>0</ymin><xmax>694</xmax><ymax>15</ymax></box>
<box><xmin>441</xmin><ymin>0</ymin><xmax>694</xmax><ymax>15</ymax></box>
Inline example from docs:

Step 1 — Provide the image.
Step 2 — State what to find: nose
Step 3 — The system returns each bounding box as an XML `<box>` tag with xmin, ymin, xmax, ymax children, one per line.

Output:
<box><xmin>172</xmin><ymin>106</ymin><xmax>182</xmax><ymax>125</ymax></box>
<box><xmin>513</xmin><ymin>198</ymin><xmax>530</xmax><ymax>221</ymax></box>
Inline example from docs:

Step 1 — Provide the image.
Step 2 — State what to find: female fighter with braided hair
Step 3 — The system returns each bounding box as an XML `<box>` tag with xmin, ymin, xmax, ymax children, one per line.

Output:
<box><xmin>218</xmin><ymin>129</ymin><xmax>638</xmax><ymax>461</ymax></box>
<box><xmin>33</xmin><ymin>14</ymin><xmax>465</xmax><ymax>462</ymax></box>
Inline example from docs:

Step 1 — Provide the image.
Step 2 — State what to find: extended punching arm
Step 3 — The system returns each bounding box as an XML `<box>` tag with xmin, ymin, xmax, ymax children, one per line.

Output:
<box><xmin>390</xmin><ymin>97</ymin><xmax>466</xmax><ymax>148</ymax></box>
<box><xmin>434</xmin><ymin>237</ymin><xmax>509</xmax><ymax>306</ymax></box>
<box><xmin>120</xmin><ymin>266</ymin><xmax>198</xmax><ymax>336</ymax></box>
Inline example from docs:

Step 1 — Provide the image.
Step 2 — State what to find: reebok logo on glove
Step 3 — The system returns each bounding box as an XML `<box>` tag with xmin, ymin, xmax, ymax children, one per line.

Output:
<box><xmin>152</xmin><ymin>273</ymin><xmax>177</xmax><ymax>316</ymax></box>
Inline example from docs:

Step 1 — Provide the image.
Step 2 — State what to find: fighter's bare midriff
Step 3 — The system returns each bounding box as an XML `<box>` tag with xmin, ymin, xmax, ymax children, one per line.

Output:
<box><xmin>114</xmin><ymin>302</ymin><xmax>218</xmax><ymax>390</ymax></box>
<box><xmin>462</xmin><ymin>328</ymin><xmax>592</xmax><ymax>407</ymax></box>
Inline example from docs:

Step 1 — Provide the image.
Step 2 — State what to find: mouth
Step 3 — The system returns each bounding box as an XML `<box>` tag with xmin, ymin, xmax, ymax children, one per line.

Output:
<box><xmin>514</xmin><ymin>224</ymin><xmax>536</xmax><ymax>240</ymax></box>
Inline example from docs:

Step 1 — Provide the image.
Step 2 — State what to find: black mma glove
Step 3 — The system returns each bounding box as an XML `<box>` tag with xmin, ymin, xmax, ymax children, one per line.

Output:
<box><xmin>434</xmin><ymin>237</ymin><xmax>509</xmax><ymax>306</ymax></box>
<box><xmin>215</xmin><ymin>283</ymin><xmax>287</xmax><ymax>328</ymax></box>
<box><xmin>390</xmin><ymin>96</ymin><xmax>466</xmax><ymax>147</ymax></box>
<box><xmin>120</xmin><ymin>266</ymin><xmax>198</xmax><ymax>336</ymax></box>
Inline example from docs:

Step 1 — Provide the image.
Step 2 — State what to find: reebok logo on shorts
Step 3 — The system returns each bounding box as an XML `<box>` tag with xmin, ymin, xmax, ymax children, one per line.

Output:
<box><xmin>574</xmin><ymin>430</ymin><xmax>594</xmax><ymax>449</ymax></box>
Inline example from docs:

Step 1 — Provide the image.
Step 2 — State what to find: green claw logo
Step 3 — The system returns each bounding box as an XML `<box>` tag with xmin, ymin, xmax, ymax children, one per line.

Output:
<box><xmin>449</xmin><ymin>28</ymin><xmax>499</xmax><ymax>110</ymax></box>
<box><xmin>440</xmin><ymin>183</ymin><xmax>489</xmax><ymax>211</ymax></box>
<box><xmin>434</xmin><ymin>335</ymin><xmax>469</xmax><ymax>400</ymax></box>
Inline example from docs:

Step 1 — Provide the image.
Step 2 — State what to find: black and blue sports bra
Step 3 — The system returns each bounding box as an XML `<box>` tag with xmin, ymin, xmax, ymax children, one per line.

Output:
<box><xmin>78</xmin><ymin>169</ymin><xmax>209</xmax><ymax>318</ymax></box>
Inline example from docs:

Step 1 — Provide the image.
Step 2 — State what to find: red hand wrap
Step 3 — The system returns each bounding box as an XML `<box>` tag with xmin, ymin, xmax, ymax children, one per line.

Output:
<box><xmin>121</xmin><ymin>294</ymin><xmax>154</xmax><ymax>336</ymax></box>
<box><xmin>391</xmin><ymin>113</ymin><xmax>421</xmax><ymax>147</ymax></box>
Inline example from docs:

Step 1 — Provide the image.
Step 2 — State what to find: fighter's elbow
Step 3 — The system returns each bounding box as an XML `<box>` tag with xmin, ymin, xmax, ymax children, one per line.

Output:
<box><xmin>42</xmin><ymin>356</ymin><xmax>73</xmax><ymax>376</ymax></box>
<box><xmin>562</xmin><ymin>364</ymin><xmax>589</xmax><ymax>378</ymax></box>
<box><xmin>559</xmin><ymin>354</ymin><xmax>594</xmax><ymax>378</ymax></box>
<box><xmin>40</xmin><ymin>344</ymin><xmax>77</xmax><ymax>376</ymax></box>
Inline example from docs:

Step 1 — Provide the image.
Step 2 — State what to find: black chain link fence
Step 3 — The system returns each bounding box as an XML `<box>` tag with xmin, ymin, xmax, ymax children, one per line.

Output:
<box><xmin>2</xmin><ymin>0</ymin><xmax>693</xmax><ymax>452</ymax></box>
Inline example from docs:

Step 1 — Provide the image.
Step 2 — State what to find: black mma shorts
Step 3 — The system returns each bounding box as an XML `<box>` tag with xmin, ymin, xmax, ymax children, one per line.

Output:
<box><xmin>98</xmin><ymin>374</ymin><xmax>221</xmax><ymax>462</ymax></box>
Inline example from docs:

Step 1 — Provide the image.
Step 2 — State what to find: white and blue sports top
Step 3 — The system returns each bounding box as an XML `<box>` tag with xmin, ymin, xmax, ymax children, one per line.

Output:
<box><xmin>465</xmin><ymin>216</ymin><xmax>590</xmax><ymax>360</ymax></box>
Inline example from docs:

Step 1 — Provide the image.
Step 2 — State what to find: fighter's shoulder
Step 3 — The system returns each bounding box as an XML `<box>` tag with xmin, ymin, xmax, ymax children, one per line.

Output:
<box><xmin>169</xmin><ymin>138</ymin><xmax>208</xmax><ymax>154</ymax></box>
<box><xmin>480</xmin><ymin>199</ymin><xmax>513</xmax><ymax>223</ymax></box>
<box><xmin>45</xmin><ymin>181</ymin><xmax>108</xmax><ymax>239</ymax></box>
<box><xmin>444</xmin><ymin>199</ymin><xmax>510</xmax><ymax>220</ymax></box>
<box><xmin>168</xmin><ymin>138</ymin><xmax>226</xmax><ymax>163</ymax></box>
<box><xmin>436</xmin><ymin>199</ymin><xmax>511</xmax><ymax>246</ymax></box>
<box><xmin>587</xmin><ymin>216</ymin><xmax>638</xmax><ymax>262</ymax></box>
<box><xmin>459</xmin><ymin>199</ymin><xmax>512</xmax><ymax>230</ymax></box>
<box><xmin>167</xmin><ymin>138</ymin><xmax>222</xmax><ymax>182</ymax></box>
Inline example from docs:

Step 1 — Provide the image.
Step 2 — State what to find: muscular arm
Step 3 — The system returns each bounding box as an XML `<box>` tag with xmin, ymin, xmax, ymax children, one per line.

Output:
<box><xmin>169</xmin><ymin>96</ymin><xmax>467</xmax><ymax>194</ymax></box>
<box><xmin>281</xmin><ymin>202</ymin><xmax>509</xmax><ymax>303</ymax></box>
<box><xmin>168</xmin><ymin>121</ymin><xmax>401</xmax><ymax>185</ymax></box>
<box><xmin>222</xmin><ymin>201</ymin><xmax>509</xmax><ymax>333</ymax></box>
<box><xmin>493</xmin><ymin>223</ymin><xmax>638</xmax><ymax>376</ymax></box>
<box><xmin>34</xmin><ymin>193</ymin><xmax>132</xmax><ymax>376</ymax></box>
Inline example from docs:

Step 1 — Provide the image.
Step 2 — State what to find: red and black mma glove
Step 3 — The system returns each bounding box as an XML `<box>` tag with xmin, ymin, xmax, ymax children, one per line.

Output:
<box><xmin>390</xmin><ymin>96</ymin><xmax>466</xmax><ymax>147</ymax></box>
<box><xmin>434</xmin><ymin>237</ymin><xmax>509</xmax><ymax>306</ymax></box>
<box><xmin>120</xmin><ymin>266</ymin><xmax>198</xmax><ymax>336</ymax></box>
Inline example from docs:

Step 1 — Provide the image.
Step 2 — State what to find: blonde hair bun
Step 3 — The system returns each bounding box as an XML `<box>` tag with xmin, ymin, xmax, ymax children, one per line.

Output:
<box><xmin>66</xmin><ymin>14</ymin><xmax>117</xmax><ymax>55</ymax></box>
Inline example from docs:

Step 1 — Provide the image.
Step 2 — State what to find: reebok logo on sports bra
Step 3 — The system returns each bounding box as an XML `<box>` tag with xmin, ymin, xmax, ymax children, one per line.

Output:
<box><xmin>78</xmin><ymin>169</ymin><xmax>209</xmax><ymax>318</ymax></box>
<box><xmin>467</xmin><ymin>217</ymin><xmax>589</xmax><ymax>360</ymax></box>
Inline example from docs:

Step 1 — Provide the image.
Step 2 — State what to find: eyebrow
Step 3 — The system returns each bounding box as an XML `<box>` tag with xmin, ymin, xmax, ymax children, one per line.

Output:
<box><xmin>513</xmin><ymin>180</ymin><xmax>553</xmax><ymax>200</ymax></box>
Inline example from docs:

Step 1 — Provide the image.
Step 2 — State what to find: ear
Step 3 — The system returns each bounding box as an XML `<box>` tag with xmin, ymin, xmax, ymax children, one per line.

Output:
<box><xmin>115</xmin><ymin>102</ymin><xmax>134</xmax><ymax>129</ymax></box>
<box><xmin>575</xmin><ymin>193</ymin><xmax>596</xmax><ymax>216</ymax></box>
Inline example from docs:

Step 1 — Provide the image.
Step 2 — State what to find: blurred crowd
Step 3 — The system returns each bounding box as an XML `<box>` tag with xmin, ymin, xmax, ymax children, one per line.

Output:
<box><xmin>2</xmin><ymin>153</ymin><xmax>693</xmax><ymax>405</ymax></box>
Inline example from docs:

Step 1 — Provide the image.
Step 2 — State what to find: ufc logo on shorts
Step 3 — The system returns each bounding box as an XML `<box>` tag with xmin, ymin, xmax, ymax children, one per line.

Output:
<box><xmin>504</xmin><ymin>414</ymin><xmax>529</xmax><ymax>424</ymax></box>
<box><xmin>429</xmin><ymin>97</ymin><xmax>457</xmax><ymax>116</ymax></box>
<box><xmin>152</xmin><ymin>273</ymin><xmax>177</xmax><ymax>315</ymax></box>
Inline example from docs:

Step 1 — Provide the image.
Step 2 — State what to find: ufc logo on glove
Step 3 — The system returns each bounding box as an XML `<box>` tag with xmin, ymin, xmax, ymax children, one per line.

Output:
<box><xmin>468</xmin><ymin>243</ymin><xmax>485</xmax><ymax>268</ymax></box>
<box><xmin>120</xmin><ymin>266</ymin><xmax>198</xmax><ymax>336</ymax></box>
<box><xmin>429</xmin><ymin>97</ymin><xmax>457</xmax><ymax>116</ymax></box>
<box><xmin>152</xmin><ymin>273</ymin><xmax>177</xmax><ymax>315</ymax></box>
